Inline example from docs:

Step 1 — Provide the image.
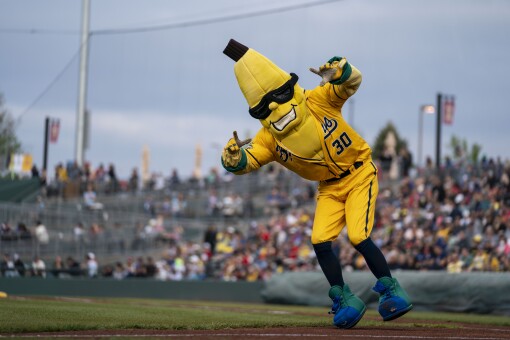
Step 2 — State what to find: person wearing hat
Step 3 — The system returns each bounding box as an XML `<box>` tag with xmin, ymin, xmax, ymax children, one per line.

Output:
<box><xmin>221</xmin><ymin>39</ymin><xmax>412</xmax><ymax>329</ymax></box>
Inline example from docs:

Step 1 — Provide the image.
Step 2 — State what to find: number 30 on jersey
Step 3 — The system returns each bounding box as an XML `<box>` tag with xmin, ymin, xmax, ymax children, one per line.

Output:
<box><xmin>332</xmin><ymin>132</ymin><xmax>352</xmax><ymax>155</ymax></box>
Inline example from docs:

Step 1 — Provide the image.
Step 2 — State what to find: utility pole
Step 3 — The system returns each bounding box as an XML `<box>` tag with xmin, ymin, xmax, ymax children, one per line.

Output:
<box><xmin>435</xmin><ymin>93</ymin><xmax>442</xmax><ymax>170</ymax></box>
<box><xmin>43</xmin><ymin>117</ymin><xmax>50</xmax><ymax>171</ymax></box>
<box><xmin>418</xmin><ymin>105</ymin><xmax>435</xmax><ymax>167</ymax></box>
<box><xmin>75</xmin><ymin>0</ymin><xmax>90</xmax><ymax>166</ymax></box>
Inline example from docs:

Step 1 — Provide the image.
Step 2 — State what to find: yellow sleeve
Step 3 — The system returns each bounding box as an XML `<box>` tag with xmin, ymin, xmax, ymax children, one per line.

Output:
<box><xmin>332</xmin><ymin>64</ymin><xmax>362</xmax><ymax>101</ymax></box>
<box><xmin>223</xmin><ymin>128</ymin><xmax>276</xmax><ymax>175</ymax></box>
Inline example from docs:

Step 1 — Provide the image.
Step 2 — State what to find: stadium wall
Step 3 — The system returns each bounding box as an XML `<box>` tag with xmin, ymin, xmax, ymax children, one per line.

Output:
<box><xmin>0</xmin><ymin>278</ymin><xmax>265</xmax><ymax>303</ymax></box>
<box><xmin>2</xmin><ymin>271</ymin><xmax>510</xmax><ymax>315</ymax></box>
<box><xmin>262</xmin><ymin>271</ymin><xmax>510</xmax><ymax>315</ymax></box>
<box><xmin>0</xmin><ymin>178</ymin><xmax>40</xmax><ymax>203</ymax></box>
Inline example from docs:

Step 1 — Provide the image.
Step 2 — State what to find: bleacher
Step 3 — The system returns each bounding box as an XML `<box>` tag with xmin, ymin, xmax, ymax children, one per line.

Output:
<box><xmin>0</xmin><ymin>165</ymin><xmax>316</xmax><ymax>265</ymax></box>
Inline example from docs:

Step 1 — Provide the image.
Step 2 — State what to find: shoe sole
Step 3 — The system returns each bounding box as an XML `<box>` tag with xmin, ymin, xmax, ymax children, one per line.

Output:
<box><xmin>335</xmin><ymin>306</ymin><xmax>367</xmax><ymax>329</ymax></box>
<box><xmin>383</xmin><ymin>304</ymin><xmax>413</xmax><ymax>322</ymax></box>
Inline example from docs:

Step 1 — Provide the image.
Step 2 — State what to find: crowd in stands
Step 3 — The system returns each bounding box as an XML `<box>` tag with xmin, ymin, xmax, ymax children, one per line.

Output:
<box><xmin>2</xmin><ymin>153</ymin><xmax>510</xmax><ymax>281</ymax></box>
<box><xmin>29</xmin><ymin>159</ymin><xmax>231</xmax><ymax>199</ymax></box>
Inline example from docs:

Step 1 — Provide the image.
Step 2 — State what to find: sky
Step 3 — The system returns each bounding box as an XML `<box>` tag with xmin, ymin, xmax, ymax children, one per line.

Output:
<box><xmin>1</xmin><ymin>0</ymin><xmax>510</xmax><ymax>180</ymax></box>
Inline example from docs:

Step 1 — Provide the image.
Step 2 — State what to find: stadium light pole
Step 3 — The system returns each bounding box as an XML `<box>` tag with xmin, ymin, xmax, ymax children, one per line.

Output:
<box><xmin>43</xmin><ymin>117</ymin><xmax>50</xmax><ymax>172</ymax></box>
<box><xmin>418</xmin><ymin>104</ymin><xmax>435</xmax><ymax>167</ymax></box>
<box><xmin>435</xmin><ymin>93</ymin><xmax>442</xmax><ymax>170</ymax></box>
<box><xmin>75</xmin><ymin>0</ymin><xmax>90</xmax><ymax>167</ymax></box>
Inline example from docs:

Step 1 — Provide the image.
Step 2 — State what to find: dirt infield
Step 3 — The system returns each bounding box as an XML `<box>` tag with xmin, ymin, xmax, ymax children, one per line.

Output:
<box><xmin>7</xmin><ymin>319</ymin><xmax>510</xmax><ymax>340</ymax></box>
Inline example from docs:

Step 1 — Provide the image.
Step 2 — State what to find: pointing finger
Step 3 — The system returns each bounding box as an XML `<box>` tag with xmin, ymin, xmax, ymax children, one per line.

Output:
<box><xmin>309</xmin><ymin>67</ymin><xmax>321</xmax><ymax>76</ymax></box>
<box><xmin>233</xmin><ymin>131</ymin><xmax>251</xmax><ymax>147</ymax></box>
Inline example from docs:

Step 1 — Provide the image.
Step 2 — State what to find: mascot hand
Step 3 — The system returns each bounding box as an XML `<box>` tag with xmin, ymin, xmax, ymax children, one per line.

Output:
<box><xmin>309</xmin><ymin>57</ymin><xmax>349</xmax><ymax>86</ymax></box>
<box><xmin>221</xmin><ymin>131</ymin><xmax>251</xmax><ymax>168</ymax></box>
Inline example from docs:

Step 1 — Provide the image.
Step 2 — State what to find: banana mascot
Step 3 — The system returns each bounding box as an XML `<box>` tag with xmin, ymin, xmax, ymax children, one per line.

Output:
<box><xmin>221</xmin><ymin>39</ymin><xmax>412</xmax><ymax>328</ymax></box>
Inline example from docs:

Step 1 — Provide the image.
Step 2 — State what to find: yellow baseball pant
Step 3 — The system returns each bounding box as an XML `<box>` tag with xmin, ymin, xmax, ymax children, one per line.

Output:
<box><xmin>311</xmin><ymin>160</ymin><xmax>379</xmax><ymax>246</ymax></box>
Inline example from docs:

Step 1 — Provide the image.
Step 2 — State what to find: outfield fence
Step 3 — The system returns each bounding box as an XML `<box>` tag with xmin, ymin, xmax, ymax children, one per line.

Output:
<box><xmin>1</xmin><ymin>271</ymin><xmax>509</xmax><ymax>315</ymax></box>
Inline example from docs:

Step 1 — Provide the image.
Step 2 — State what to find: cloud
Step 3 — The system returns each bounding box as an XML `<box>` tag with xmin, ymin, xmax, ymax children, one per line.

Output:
<box><xmin>91</xmin><ymin>108</ymin><xmax>253</xmax><ymax>147</ymax></box>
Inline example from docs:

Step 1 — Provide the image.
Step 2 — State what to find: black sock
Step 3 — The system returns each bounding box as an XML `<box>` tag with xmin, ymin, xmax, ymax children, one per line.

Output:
<box><xmin>354</xmin><ymin>237</ymin><xmax>391</xmax><ymax>279</ymax></box>
<box><xmin>313</xmin><ymin>241</ymin><xmax>344</xmax><ymax>287</ymax></box>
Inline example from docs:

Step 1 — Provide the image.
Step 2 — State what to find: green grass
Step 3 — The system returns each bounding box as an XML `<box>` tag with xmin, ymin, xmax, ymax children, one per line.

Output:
<box><xmin>0</xmin><ymin>296</ymin><xmax>509</xmax><ymax>334</ymax></box>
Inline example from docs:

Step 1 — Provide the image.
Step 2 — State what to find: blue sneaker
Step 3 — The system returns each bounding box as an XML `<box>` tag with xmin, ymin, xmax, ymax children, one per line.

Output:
<box><xmin>373</xmin><ymin>277</ymin><xmax>413</xmax><ymax>321</ymax></box>
<box><xmin>328</xmin><ymin>284</ymin><xmax>366</xmax><ymax>329</ymax></box>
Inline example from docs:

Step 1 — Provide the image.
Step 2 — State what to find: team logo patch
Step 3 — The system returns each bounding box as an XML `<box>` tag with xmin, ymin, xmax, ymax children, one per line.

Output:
<box><xmin>322</xmin><ymin>117</ymin><xmax>338</xmax><ymax>139</ymax></box>
<box><xmin>276</xmin><ymin>145</ymin><xmax>292</xmax><ymax>162</ymax></box>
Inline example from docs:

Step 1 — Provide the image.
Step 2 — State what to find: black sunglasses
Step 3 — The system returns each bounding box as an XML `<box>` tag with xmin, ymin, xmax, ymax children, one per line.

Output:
<box><xmin>248</xmin><ymin>73</ymin><xmax>299</xmax><ymax>119</ymax></box>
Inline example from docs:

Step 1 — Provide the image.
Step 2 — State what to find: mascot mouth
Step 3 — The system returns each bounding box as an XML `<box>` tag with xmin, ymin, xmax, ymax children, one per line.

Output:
<box><xmin>271</xmin><ymin>107</ymin><xmax>296</xmax><ymax>131</ymax></box>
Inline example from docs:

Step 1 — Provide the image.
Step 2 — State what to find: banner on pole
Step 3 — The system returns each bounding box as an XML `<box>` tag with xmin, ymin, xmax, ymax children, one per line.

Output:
<box><xmin>50</xmin><ymin>119</ymin><xmax>60</xmax><ymax>143</ymax></box>
<box><xmin>443</xmin><ymin>96</ymin><xmax>455</xmax><ymax>125</ymax></box>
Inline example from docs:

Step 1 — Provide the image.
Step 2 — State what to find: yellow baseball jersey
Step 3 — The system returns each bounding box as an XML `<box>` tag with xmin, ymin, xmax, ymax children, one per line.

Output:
<box><xmin>226</xmin><ymin>64</ymin><xmax>378</xmax><ymax>245</ymax></box>
<box><xmin>233</xmin><ymin>65</ymin><xmax>371</xmax><ymax>181</ymax></box>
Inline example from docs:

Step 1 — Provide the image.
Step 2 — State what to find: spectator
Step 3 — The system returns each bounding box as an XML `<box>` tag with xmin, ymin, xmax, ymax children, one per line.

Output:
<box><xmin>399</xmin><ymin>147</ymin><xmax>413</xmax><ymax>178</ymax></box>
<box><xmin>73</xmin><ymin>222</ymin><xmax>86</xmax><ymax>246</ymax></box>
<box><xmin>133</xmin><ymin>257</ymin><xmax>147</xmax><ymax>277</ymax></box>
<box><xmin>34</xmin><ymin>220</ymin><xmax>49</xmax><ymax>245</ymax></box>
<box><xmin>379</xmin><ymin>146</ymin><xmax>394</xmax><ymax>174</ymax></box>
<box><xmin>221</xmin><ymin>193</ymin><xmax>237</xmax><ymax>219</ymax></box>
<box><xmin>13</xmin><ymin>253</ymin><xmax>26</xmax><ymax>276</ymax></box>
<box><xmin>17</xmin><ymin>222</ymin><xmax>31</xmax><ymax>240</ymax></box>
<box><xmin>66</xmin><ymin>256</ymin><xmax>82</xmax><ymax>276</ymax></box>
<box><xmin>94</xmin><ymin>163</ymin><xmax>106</xmax><ymax>184</ymax></box>
<box><xmin>54</xmin><ymin>162</ymin><xmax>68</xmax><ymax>195</ymax></box>
<box><xmin>207</xmin><ymin>189</ymin><xmax>221</xmax><ymax>217</ymax></box>
<box><xmin>171</xmin><ymin>192</ymin><xmax>187</xmax><ymax>217</ymax></box>
<box><xmin>107</xmin><ymin>163</ymin><xmax>119</xmax><ymax>193</ymax></box>
<box><xmin>166</xmin><ymin>168</ymin><xmax>181</xmax><ymax>189</ymax></box>
<box><xmin>31</xmin><ymin>164</ymin><xmax>40</xmax><ymax>178</ymax></box>
<box><xmin>187</xmin><ymin>254</ymin><xmax>205</xmax><ymax>280</ymax></box>
<box><xmin>145</xmin><ymin>257</ymin><xmax>158</xmax><ymax>278</ymax></box>
<box><xmin>85</xmin><ymin>252</ymin><xmax>98</xmax><ymax>278</ymax></box>
<box><xmin>67</xmin><ymin>161</ymin><xmax>82</xmax><ymax>181</ymax></box>
<box><xmin>128</xmin><ymin>168</ymin><xmax>139</xmax><ymax>193</ymax></box>
<box><xmin>1</xmin><ymin>253</ymin><xmax>18</xmax><ymax>277</ymax></box>
<box><xmin>83</xmin><ymin>184</ymin><xmax>104</xmax><ymax>210</ymax></box>
<box><xmin>0</xmin><ymin>222</ymin><xmax>13</xmax><ymax>240</ymax></box>
<box><xmin>143</xmin><ymin>196</ymin><xmax>156</xmax><ymax>217</ymax></box>
<box><xmin>51</xmin><ymin>256</ymin><xmax>67</xmax><ymax>278</ymax></box>
<box><xmin>161</xmin><ymin>196</ymin><xmax>172</xmax><ymax>217</ymax></box>
<box><xmin>446</xmin><ymin>253</ymin><xmax>463</xmax><ymax>273</ymax></box>
<box><xmin>31</xmin><ymin>256</ymin><xmax>46</xmax><ymax>278</ymax></box>
<box><xmin>204</xmin><ymin>224</ymin><xmax>218</xmax><ymax>255</ymax></box>
<box><xmin>113</xmin><ymin>262</ymin><xmax>127</xmax><ymax>280</ymax></box>
<box><xmin>205</xmin><ymin>167</ymin><xmax>221</xmax><ymax>189</ymax></box>
<box><xmin>82</xmin><ymin>162</ymin><xmax>93</xmax><ymax>186</ymax></box>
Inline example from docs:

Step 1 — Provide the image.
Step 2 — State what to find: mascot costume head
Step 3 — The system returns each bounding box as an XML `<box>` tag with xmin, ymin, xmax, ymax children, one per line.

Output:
<box><xmin>223</xmin><ymin>39</ymin><xmax>310</xmax><ymax>141</ymax></box>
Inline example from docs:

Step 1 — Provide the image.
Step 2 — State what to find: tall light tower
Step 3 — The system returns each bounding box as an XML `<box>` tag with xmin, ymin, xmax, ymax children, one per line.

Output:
<box><xmin>418</xmin><ymin>104</ymin><xmax>435</xmax><ymax>167</ymax></box>
<box><xmin>435</xmin><ymin>93</ymin><xmax>442</xmax><ymax>170</ymax></box>
<box><xmin>75</xmin><ymin>0</ymin><xmax>90</xmax><ymax>166</ymax></box>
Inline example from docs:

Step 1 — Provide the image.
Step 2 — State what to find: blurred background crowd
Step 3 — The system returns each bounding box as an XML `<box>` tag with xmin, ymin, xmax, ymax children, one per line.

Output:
<box><xmin>1</xmin><ymin>151</ymin><xmax>510</xmax><ymax>281</ymax></box>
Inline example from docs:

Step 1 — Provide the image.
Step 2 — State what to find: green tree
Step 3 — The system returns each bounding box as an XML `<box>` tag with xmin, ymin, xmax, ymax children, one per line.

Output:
<box><xmin>448</xmin><ymin>135</ymin><xmax>482</xmax><ymax>164</ymax></box>
<box><xmin>0</xmin><ymin>93</ymin><xmax>22</xmax><ymax>170</ymax></box>
<box><xmin>372</xmin><ymin>121</ymin><xmax>409</xmax><ymax>160</ymax></box>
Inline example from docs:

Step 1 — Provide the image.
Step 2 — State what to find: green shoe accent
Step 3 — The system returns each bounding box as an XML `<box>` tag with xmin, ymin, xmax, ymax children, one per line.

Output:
<box><xmin>328</xmin><ymin>285</ymin><xmax>343</xmax><ymax>300</ymax></box>
<box><xmin>328</xmin><ymin>284</ymin><xmax>365</xmax><ymax>313</ymax></box>
<box><xmin>374</xmin><ymin>277</ymin><xmax>413</xmax><ymax>321</ymax></box>
<box><xmin>377</xmin><ymin>277</ymin><xmax>411</xmax><ymax>305</ymax></box>
<box><xmin>328</xmin><ymin>284</ymin><xmax>366</xmax><ymax>328</ymax></box>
